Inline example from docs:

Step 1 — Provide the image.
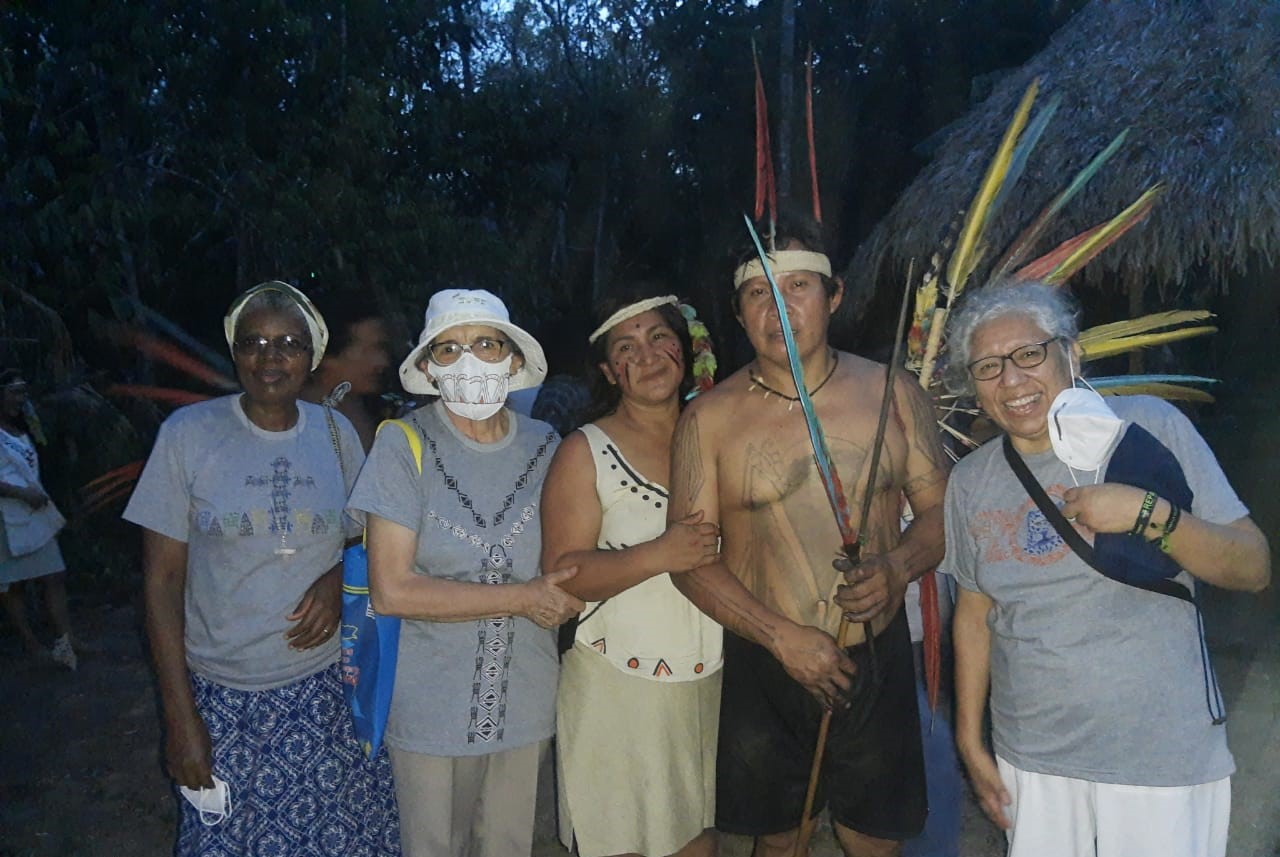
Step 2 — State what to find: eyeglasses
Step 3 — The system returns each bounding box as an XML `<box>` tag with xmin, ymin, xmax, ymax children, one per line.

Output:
<box><xmin>427</xmin><ymin>337</ymin><xmax>510</xmax><ymax>366</ymax></box>
<box><xmin>967</xmin><ymin>337</ymin><xmax>1061</xmax><ymax>382</ymax></box>
<box><xmin>232</xmin><ymin>334</ymin><xmax>312</xmax><ymax>359</ymax></box>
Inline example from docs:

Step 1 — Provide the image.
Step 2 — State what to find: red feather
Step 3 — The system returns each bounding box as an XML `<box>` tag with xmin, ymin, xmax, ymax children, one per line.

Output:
<box><xmin>752</xmin><ymin>46</ymin><xmax>776</xmax><ymax>226</ymax></box>
<box><xmin>106</xmin><ymin>384</ymin><xmax>213</xmax><ymax>407</ymax></box>
<box><xmin>805</xmin><ymin>46</ymin><xmax>822</xmax><ymax>224</ymax></box>
<box><xmin>919</xmin><ymin>569</ymin><xmax>941</xmax><ymax>715</ymax></box>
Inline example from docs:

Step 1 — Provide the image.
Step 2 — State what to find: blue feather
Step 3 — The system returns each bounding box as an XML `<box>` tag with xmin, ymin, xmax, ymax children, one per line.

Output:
<box><xmin>743</xmin><ymin>216</ymin><xmax>853</xmax><ymax>542</ymax></box>
<box><xmin>988</xmin><ymin>94</ymin><xmax>1061</xmax><ymax>226</ymax></box>
<box><xmin>1090</xmin><ymin>375</ymin><xmax>1219</xmax><ymax>388</ymax></box>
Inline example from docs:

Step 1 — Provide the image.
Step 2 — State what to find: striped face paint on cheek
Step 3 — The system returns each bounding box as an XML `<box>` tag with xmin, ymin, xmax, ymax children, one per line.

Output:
<box><xmin>611</xmin><ymin>337</ymin><xmax>683</xmax><ymax>383</ymax></box>
<box><xmin>655</xmin><ymin>337</ymin><xmax>683</xmax><ymax>368</ymax></box>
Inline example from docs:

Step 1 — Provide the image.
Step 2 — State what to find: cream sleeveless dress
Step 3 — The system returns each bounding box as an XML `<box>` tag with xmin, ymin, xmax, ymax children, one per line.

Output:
<box><xmin>556</xmin><ymin>423</ymin><xmax>723</xmax><ymax>857</ymax></box>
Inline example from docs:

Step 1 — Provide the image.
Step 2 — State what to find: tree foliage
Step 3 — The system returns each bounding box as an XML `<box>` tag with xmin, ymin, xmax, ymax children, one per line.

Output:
<box><xmin>3</xmin><ymin>0</ymin><xmax>1083</xmax><ymax>377</ymax></box>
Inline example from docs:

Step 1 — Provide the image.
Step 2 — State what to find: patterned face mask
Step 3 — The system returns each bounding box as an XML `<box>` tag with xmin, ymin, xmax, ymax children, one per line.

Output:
<box><xmin>428</xmin><ymin>353</ymin><xmax>513</xmax><ymax>421</ymax></box>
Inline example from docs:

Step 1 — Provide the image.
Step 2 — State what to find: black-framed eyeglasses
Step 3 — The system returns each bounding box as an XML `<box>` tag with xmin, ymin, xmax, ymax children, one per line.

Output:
<box><xmin>967</xmin><ymin>337</ymin><xmax>1061</xmax><ymax>382</ymax></box>
<box><xmin>233</xmin><ymin>334</ymin><xmax>313</xmax><ymax>359</ymax></box>
<box><xmin>427</xmin><ymin>337</ymin><xmax>510</xmax><ymax>366</ymax></box>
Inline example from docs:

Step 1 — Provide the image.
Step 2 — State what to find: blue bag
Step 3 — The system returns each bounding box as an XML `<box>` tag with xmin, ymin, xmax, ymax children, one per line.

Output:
<box><xmin>327</xmin><ymin>415</ymin><xmax>423</xmax><ymax>758</ymax></box>
<box><xmin>340</xmin><ymin>539</ymin><xmax>400</xmax><ymax>759</ymax></box>
<box><xmin>1093</xmin><ymin>423</ymin><xmax>1194</xmax><ymax>586</ymax></box>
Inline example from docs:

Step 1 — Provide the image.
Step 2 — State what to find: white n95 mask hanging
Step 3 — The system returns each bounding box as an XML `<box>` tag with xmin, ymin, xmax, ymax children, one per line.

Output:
<box><xmin>1048</xmin><ymin>383</ymin><xmax>1124</xmax><ymax>477</ymax></box>
<box><xmin>429</xmin><ymin>353</ymin><xmax>513</xmax><ymax>421</ymax></box>
<box><xmin>179</xmin><ymin>775</ymin><xmax>232</xmax><ymax>826</ymax></box>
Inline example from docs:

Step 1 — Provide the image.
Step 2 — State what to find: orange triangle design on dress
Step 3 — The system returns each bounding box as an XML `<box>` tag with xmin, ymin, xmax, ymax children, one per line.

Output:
<box><xmin>591</xmin><ymin>638</ymin><xmax>606</xmax><ymax>654</ymax></box>
<box><xmin>653</xmin><ymin>659</ymin><xmax>672</xmax><ymax>678</ymax></box>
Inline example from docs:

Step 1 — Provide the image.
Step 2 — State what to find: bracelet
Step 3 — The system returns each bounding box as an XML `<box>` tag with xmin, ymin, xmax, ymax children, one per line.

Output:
<box><xmin>1130</xmin><ymin>491</ymin><xmax>1157</xmax><ymax>536</ymax></box>
<box><xmin>1157</xmin><ymin>504</ymin><xmax>1182</xmax><ymax>554</ymax></box>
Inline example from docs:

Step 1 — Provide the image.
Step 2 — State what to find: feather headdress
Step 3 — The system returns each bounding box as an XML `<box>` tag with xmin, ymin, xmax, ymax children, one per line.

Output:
<box><xmin>908</xmin><ymin>79</ymin><xmax>1218</xmax><ymax>419</ymax></box>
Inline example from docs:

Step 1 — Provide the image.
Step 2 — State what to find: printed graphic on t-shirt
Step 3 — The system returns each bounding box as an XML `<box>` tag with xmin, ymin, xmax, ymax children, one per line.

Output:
<box><xmin>420</xmin><ymin>425</ymin><xmax>557</xmax><ymax>744</ymax></box>
<box><xmin>970</xmin><ymin>486</ymin><xmax>1075</xmax><ymax>566</ymax></box>
<box><xmin>191</xmin><ymin>453</ymin><xmax>340</xmax><ymax>539</ymax></box>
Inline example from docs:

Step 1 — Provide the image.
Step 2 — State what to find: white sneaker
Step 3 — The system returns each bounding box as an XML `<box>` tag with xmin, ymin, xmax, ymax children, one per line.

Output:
<box><xmin>51</xmin><ymin>634</ymin><xmax>77</xmax><ymax>671</ymax></box>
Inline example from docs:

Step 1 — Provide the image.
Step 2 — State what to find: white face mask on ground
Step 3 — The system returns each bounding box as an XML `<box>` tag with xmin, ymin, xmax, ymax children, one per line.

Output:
<box><xmin>179</xmin><ymin>775</ymin><xmax>231</xmax><ymax>826</ymax></box>
<box><xmin>1048</xmin><ymin>381</ymin><xmax>1125</xmax><ymax>481</ymax></box>
<box><xmin>429</xmin><ymin>353</ymin><xmax>513</xmax><ymax>421</ymax></box>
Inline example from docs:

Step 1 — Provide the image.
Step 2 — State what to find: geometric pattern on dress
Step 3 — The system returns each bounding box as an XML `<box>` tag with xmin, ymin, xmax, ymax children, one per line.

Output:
<box><xmin>601</xmin><ymin>442</ymin><xmax>668</xmax><ymax>500</ymax></box>
<box><xmin>468</xmin><ymin>561</ymin><xmax>515</xmax><ymax>744</ymax></box>
<box><xmin>176</xmin><ymin>664</ymin><xmax>400</xmax><ymax>857</ymax></box>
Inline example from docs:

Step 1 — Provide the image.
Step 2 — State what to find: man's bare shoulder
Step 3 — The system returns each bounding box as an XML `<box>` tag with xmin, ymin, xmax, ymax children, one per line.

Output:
<box><xmin>681</xmin><ymin>364</ymin><xmax>758</xmax><ymax>423</ymax></box>
<box><xmin>831</xmin><ymin>349</ymin><xmax>892</xmax><ymax>385</ymax></box>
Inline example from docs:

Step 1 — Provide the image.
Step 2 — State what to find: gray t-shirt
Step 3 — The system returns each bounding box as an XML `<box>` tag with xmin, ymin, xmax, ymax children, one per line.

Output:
<box><xmin>943</xmin><ymin>395</ymin><xmax>1247</xmax><ymax>786</ymax></box>
<box><xmin>346</xmin><ymin>401</ymin><xmax>561</xmax><ymax>757</ymax></box>
<box><xmin>124</xmin><ymin>396</ymin><xmax>364</xmax><ymax>690</ymax></box>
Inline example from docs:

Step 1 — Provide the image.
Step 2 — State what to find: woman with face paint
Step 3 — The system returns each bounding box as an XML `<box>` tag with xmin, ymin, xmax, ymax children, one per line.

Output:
<box><xmin>539</xmin><ymin>286</ymin><xmax>723</xmax><ymax>857</ymax></box>
<box><xmin>941</xmin><ymin>281</ymin><xmax>1270</xmax><ymax>857</ymax></box>
<box><xmin>347</xmin><ymin>288</ymin><xmax>584</xmax><ymax>857</ymax></box>
<box><xmin>124</xmin><ymin>281</ymin><xmax>400</xmax><ymax>856</ymax></box>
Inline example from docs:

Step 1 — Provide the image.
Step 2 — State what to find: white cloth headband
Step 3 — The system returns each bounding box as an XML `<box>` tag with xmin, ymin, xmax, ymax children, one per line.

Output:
<box><xmin>588</xmin><ymin>295</ymin><xmax>679</xmax><ymax>345</ymax></box>
<box><xmin>223</xmin><ymin>280</ymin><xmax>329</xmax><ymax>371</ymax></box>
<box><xmin>732</xmin><ymin>250</ymin><xmax>832</xmax><ymax>289</ymax></box>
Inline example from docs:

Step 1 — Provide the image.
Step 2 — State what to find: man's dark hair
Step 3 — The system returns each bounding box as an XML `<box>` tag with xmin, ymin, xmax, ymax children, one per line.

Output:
<box><xmin>313</xmin><ymin>290</ymin><xmax>383</xmax><ymax>358</ymax></box>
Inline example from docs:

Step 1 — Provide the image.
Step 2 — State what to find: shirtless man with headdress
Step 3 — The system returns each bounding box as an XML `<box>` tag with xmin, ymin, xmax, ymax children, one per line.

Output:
<box><xmin>669</xmin><ymin>215</ymin><xmax>950</xmax><ymax>857</ymax></box>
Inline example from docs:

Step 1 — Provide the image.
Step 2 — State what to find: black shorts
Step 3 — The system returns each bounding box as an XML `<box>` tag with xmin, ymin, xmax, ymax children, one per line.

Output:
<box><xmin>715</xmin><ymin>607</ymin><xmax>927</xmax><ymax>840</ymax></box>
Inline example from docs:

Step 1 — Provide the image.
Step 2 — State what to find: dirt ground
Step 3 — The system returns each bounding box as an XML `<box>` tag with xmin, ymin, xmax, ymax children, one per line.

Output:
<box><xmin>1</xmin><ymin>580</ymin><xmax>1276</xmax><ymax>857</ymax></box>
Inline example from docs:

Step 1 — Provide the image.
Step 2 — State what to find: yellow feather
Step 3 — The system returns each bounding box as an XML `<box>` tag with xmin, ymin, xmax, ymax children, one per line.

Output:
<box><xmin>1080</xmin><ymin>326</ymin><xmax>1218</xmax><ymax>361</ymax></box>
<box><xmin>1044</xmin><ymin>185</ymin><xmax>1164</xmax><ymax>284</ymax></box>
<box><xmin>1079</xmin><ymin>310</ymin><xmax>1215</xmax><ymax>346</ymax></box>
<box><xmin>945</xmin><ymin>79</ymin><xmax>1039</xmax><ymax>297</ymax></box>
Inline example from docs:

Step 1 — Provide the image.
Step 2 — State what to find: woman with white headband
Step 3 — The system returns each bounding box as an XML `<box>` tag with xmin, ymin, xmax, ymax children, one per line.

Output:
<box><xmin>347</xmin><ymin>288</ymin><xmax>584</xmax><ymax>857</ymax></box>
<box><xmin>124</xmin><ymin>281</ymin><xmax>400</xmax><ymax>856</ymax></box>
<box><xmin>541</xmin><ymin>283</ymin><xmax>723</xmax><ymax>857</ymax></box>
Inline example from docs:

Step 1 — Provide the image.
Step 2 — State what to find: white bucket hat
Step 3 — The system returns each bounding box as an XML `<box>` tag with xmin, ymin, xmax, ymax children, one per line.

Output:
<box><xmin>399</xmin><ymin>289</ymin><xmax>547</xmax><ymax>396</ymax></box>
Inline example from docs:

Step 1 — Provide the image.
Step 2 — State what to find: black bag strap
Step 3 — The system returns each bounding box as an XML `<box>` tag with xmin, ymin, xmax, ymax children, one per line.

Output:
<box><xmin>1001</xmin><ymin>436</ymin><xmax>1192</xmax><ymax>604</ymax></box>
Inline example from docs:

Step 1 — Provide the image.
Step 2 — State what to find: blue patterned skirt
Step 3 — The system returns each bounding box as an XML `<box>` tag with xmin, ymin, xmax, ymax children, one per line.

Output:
<box><xmin>177</xmin><ymin>663</ymin><xmax>401</xmax><ymax>857</ymax></box>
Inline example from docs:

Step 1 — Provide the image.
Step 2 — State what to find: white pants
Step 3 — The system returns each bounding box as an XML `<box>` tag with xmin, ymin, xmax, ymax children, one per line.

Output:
<box><xmin>389</xmin><ymin>741</ymin><xmax>546</xmax><ymax>857</ymax></box>
<box><xmin>997</xmin><ymin>756</ymin><xmax>1230</xmax><ymax>857</ymax></box>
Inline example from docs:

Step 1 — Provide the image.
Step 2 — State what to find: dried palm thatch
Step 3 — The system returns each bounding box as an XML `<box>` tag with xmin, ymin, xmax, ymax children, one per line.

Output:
<box><xmin>847</xmin><ymin>0</ymin><xmax>1280</xmax><ymax>302</ymax></box>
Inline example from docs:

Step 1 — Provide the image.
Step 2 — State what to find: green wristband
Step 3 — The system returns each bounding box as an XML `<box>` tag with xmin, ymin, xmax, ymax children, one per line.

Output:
<box><xmin>1157</xmin><ymin>504</ymin><xmax>1182</xmax><ymax>553</ymax></box>
<box><xmin>1130</xmin><ymin>491</ymin><xmax>1157</xmax><ymax>536</ymax></box>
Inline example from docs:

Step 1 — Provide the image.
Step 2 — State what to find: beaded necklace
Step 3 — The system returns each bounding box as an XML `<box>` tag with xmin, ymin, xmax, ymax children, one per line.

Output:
<box><xmin>748</xmin><ymin>351</ymin><xmax>839</xmax><ymax>412</ymax></box>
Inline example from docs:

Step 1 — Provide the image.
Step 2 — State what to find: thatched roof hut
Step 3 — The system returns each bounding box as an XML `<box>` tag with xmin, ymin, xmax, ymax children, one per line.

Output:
<box><xmin>846</xmin><ymin>0</ymin><xmax>1280</xmax><ymax>306</ymax></box>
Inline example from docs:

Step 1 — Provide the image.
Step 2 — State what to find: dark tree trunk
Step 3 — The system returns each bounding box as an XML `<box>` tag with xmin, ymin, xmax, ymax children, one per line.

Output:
<box><xmin>777</xmin><ymin>0</ymin><xmax>797</xmax><ymax>204</ymax></box>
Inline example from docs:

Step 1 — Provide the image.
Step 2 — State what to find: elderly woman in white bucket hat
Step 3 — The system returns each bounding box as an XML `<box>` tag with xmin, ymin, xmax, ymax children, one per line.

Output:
<box><xmin>348</xmin><ymin>288</ymin><xmax>585</xmax><ymax>857</ymax></box>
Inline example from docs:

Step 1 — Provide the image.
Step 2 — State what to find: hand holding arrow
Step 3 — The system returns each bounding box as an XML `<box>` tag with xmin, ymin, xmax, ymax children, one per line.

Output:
<box><xmin>742</xmin><ymin>215</ymin><xmax>913</xmax><ymax>857</ymax></box>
